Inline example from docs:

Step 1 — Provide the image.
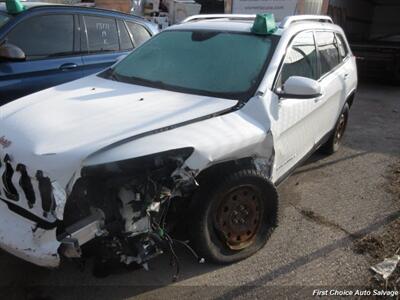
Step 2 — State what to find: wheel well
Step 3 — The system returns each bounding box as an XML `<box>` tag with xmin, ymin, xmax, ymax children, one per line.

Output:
<box><xmin>347</xmin><ymin>92</ymin><xmax>356</xmax><ymax>108</ymax></box>
<box><xmin>195</xmin><ymin>157</ymin><xmax>256</xmax><ymax>185</ymax></box>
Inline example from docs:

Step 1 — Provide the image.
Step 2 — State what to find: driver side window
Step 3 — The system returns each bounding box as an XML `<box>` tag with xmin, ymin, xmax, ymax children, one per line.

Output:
<box><xmin>278</xmin><ymin>31</ymin><xmax>318</xmax><ymax>87</ymax></box>
<box><xmin>6</xmin><ymin>14</ymin><xmax>74</xmax><ymax>60</ymax></box>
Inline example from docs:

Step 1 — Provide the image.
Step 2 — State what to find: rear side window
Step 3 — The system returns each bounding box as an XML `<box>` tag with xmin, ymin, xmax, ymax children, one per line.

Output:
<box><xmin>117</xmin><ymin>20</ymin><xmax>133</xmax><ymax>51</ymax></box>
<box><xmin>336</xmin><ymin>33</ymin><xmax>348</xmax><ymax>60</ymax></box>
<box><xmin>126</xmin><ymin>22</ymin><xmax>151</xmax><ymax>46</ymax></box>
<box><xmin>84</xmin><ymin>16</ymin><xmax>119</xmax><ymax>52</ymax></box>
<box><xmin>279</xmin><ymin>31</ymin><xmax>318</xmax><ymax>86</ymax></box>
<box><xmin>315</xmin><ymin>31</ymin><xmax>340</xmax><ymax>77</ymax></box>
<box><xmin>7</xmin><ymin>15</ymin><xmax>74</xmax><ymax>59</ymax></box>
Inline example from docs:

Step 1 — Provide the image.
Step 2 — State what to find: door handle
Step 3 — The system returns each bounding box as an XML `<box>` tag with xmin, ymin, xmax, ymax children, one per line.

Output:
<box><xmin>343</xmin><ymin>73</ymin><xmax>349</xmax><ymax>80</ymax></box>
<box><xmin>59</xmin><ymin>63</ymin><xmax>78</xmax><ymax>71</ymax></box>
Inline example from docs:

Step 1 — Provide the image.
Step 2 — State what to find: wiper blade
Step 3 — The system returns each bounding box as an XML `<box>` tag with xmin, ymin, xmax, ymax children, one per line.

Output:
<box><xmin>98</xmin><ymin>68</ymin><xmax>121</xmax><ymax>82</ymax></box>
<box><xmin>119</xmin><ymin>75</ymin><xmax>168</xmax><ymax>87</ymax></box>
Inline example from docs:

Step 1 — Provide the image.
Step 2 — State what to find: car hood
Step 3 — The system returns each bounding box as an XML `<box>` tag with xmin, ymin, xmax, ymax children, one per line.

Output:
<box><xmin>0</xmin><ymin>75</ymin><xmax>238</xmax><ymax>184</ymax></box>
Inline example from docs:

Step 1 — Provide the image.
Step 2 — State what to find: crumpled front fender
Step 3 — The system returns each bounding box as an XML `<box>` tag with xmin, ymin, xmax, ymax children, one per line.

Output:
<box><xmin>82</xmin><ymin>97</ymin><xmax>274</xmax><ymax>181</ymax></box>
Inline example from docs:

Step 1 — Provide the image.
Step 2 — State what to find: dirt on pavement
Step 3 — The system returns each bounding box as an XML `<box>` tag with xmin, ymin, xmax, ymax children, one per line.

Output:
<box><xmin>353</xmin><ymin>161</ymin><xmax>400</xmax><ymax>291</ymax></box>
<box><xmin>387</xmin><ymin>162</ymin><xmax>400</xmax><ymax>199</ymax></box>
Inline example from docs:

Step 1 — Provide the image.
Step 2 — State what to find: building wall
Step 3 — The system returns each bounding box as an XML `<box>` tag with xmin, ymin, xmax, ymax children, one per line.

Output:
<box><xmin>225</xmin><ymin>0</ymin><xmax>329</xmax><ymax>17</ymax></box>
<box><xmin>328</xmin><ymin>0</ymin><xmax>374</xmax><ymax>42</ymax></box>
<box><xmin>95</xmin><ymin>0</ymin><xmax>132</xmax><ymax>13</ymax></box>
<box><xmin>370</xmin><ymin>5</ymin><xmax>400</xmax><ymax>39</ymax></box>
<box><xmin>27</xmin><ymin>0</ymin><xmax>81</xmax><ymax>3</ymax></box>
<box><xmin>296</xmin><ymin>0</ymin><xmax>329</xmax><ymax>14</ymax></box>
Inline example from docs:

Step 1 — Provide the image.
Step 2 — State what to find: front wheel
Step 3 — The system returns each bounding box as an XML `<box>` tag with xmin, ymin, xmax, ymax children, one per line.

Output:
<box><xmin>189</xmin><ymin>169</ymin><xmax>278</xmax><ymax>264</ymax></box>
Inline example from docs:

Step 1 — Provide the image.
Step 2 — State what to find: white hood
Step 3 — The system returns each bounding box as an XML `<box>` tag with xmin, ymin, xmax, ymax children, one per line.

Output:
<box><xmin>2</xmin><ymin>75</ymin><xmax>238</xmax><ymax>155</ymax></box>
<box><xmin>0</xmin><ymin>75</ymin><xmax>238</xmax><ymax>184</ymax></box>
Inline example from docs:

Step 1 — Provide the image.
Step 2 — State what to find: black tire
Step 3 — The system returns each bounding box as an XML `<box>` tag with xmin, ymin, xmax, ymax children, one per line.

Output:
<box><xmin>320</xmin><ymin>103</ymin><xmax>350</xmax><ymax>155</ymax></box>
<box><xmin>189</xmin><ymin>169</ymin><xmax>278</xmax><ymax>264</ymax></box>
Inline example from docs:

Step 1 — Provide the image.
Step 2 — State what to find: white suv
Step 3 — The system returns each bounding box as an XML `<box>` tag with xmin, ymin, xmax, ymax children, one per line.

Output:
<box><xmin>0</xmin><ymin>14</ymin><xmax>357</xmax><ymax>270</ymax></box>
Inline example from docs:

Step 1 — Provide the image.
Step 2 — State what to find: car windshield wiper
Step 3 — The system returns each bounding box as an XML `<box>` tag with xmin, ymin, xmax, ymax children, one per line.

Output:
<box><xmin>100</xmin><ymin>70</ymin><xmax>243</xmax><ymax>101</ymax></box>
<box><xmin>112</xmin><ymin>74</ymin><xmax>168</xmax><ymax>87</ymax></box>
<box><xmin>101</xmin><ymin>71</ymin><xmax>158</xmax><ymax>87</ymax></box>
<box><xmin>100</xmin><ymin>68</ymin><xmax>122</xmax><ymax>82</ymax></box>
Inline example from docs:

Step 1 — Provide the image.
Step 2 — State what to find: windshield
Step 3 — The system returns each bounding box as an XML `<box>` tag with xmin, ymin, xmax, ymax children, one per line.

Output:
<box><xmin>0</xmin><ymin>13</ymin><xmax>10</xmax><ymax>29</ymax></box>
<box><xmin>102</xmin><ymin>30</ymin><xmax>278</xmax><ymax>100</ymax></box>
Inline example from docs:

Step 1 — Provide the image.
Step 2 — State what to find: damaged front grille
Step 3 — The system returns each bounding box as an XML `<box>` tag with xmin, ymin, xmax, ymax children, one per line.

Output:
<box><xmin>16</xmin><ymin>164</ymin><xmax>36</xmax><ymax>208</ymax></box>
<box><xmin>0</xmin><ymin>153</ymin><xmax>58</xmax><ymax>224</ymax></box>
<box><xmin>1</xmin><ymin>155</ymin><xmax>19</xmax><ymax>201</ymax></box>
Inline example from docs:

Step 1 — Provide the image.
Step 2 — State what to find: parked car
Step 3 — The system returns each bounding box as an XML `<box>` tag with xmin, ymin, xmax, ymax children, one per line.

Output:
<box><xmin>0</xmin><ymin>2</ymin><xmax>158</xmax><ymax>105</ymax></box>
<box><xmin>0</xmin><ymin>14</ymin><xmax>357</xmax><ymax>271</ymax></box>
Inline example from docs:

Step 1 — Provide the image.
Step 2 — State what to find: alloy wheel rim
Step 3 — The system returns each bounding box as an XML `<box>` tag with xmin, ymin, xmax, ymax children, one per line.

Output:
<box><xmin>335</xmin><ymin>113</ymin><xmax>346</xmax><ymax>144</ymax></box>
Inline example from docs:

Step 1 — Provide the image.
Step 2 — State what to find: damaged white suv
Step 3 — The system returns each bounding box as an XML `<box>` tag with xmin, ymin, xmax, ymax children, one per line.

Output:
<box><xmin>0</xmin><ymin>14</ymin><xmax>357</xmax><ymax>271</ymax></box>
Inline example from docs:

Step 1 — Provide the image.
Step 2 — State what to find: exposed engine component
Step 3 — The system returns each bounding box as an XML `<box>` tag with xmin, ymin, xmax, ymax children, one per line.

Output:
<box><xmin>57</xmin><ymin>149</ymin><xmax>202</xmax><ymax>278</ymax></box>
<box><xmin>119</xmin><ymin>187</ymin><xmax>152</xmax><ymax>237</ymax></box>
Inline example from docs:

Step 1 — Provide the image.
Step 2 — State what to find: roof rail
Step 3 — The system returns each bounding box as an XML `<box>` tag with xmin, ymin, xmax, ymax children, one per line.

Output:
<box><xmin>19</xmin><ymin>4</ymin><xmax>146</xmax><ymax>18</ymax></box>
<box><xmin>279</xmin><ymin>15</ymin><xmax>333</xmax><ymax>28</ymax></box>
<box><xmin>182</xmin><ymin>14</ymin><xmax>256</xmax><ymax>23</ymax></box>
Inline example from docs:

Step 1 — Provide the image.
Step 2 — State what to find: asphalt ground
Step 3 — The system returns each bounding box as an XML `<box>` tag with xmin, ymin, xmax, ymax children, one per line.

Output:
<box><xmin>0</xmin><ymin>82</ymin><xmax>399</xmax><ymax>300</ymax></box>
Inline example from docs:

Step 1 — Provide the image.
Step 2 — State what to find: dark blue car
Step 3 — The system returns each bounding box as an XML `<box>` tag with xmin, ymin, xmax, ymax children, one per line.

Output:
<box><xmin>0</xmin><ymin>2</ymin><xmax>158</xmax><ymax>105</ymax></box>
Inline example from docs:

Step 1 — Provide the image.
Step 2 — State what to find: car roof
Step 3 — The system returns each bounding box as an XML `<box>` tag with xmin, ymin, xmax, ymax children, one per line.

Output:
<box><xmin>0</xmin><ymin>2</ymin><xmax>158</xmax><ymax>32</ymax></box>
<box><xmin>167</xmin><ymin>16</ymin><xmax>342</xmax><ymax>36</ymax></box>
<box><xmin>0</xmin><ymin>2</ymin><xmax>60</xmax><ymax>12</ymax></box>
<box><xmin>0</xmin><ymin>2</ymin><xmax>140</xmax><ymax>18</ymax></box>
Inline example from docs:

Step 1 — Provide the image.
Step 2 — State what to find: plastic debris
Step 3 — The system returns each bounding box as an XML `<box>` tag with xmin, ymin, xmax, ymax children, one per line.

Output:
<box><xmin>6</xmin><ymin>0</ymin><xmax>26</xmax><ymax>14</ymax></box>
<box><xmin>251</xmin><ymin>13</ymin><xmax>277</xmax><ymax>35</ymax></box>
<box><xmin>370</xmin><ymin>255</ymin><xmax>400</xmax><ymax>280</ymax></box>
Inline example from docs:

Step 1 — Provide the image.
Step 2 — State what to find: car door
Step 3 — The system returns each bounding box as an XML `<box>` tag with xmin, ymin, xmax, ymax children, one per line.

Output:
<box><xmin>0</xmin><ymin>13</ymin><xmax>83</xmax><ymax>105</ymax></box>
<box><xmin>270</xmin><ymin>31</ymin><xmax>322</xmax><ymax>180</ymax></box>
<box><xmin>336</xmin><ymin>32</ymin><xmax>357</xmax><ymax>99</ymax></box>
<box><xmin>312</xmin><ymin>31</ymin><xmax>346</xmax><ymax>143</ymax></box>
<box><xmin>80</xmin><ymin>15</ymin><xmax>133</xmax><ymax>76</ymax></box>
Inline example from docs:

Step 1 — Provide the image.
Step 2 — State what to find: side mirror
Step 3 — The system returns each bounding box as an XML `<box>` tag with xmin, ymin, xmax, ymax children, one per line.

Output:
<box><xmin>277</xmin><ymin>76</ymin><xmax>322</xmax><ymax>99</ymax></box>
<box><xmin>0</xmin><ymin>43</ymin><xmax>26</xmax><ymax>62</ymax></box>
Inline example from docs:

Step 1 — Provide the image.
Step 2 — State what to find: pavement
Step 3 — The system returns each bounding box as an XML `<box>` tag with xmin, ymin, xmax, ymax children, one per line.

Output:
<box><xmin>0</xmin><ymin>82</ymin><xmax>399</xmax><ymax>300</ymax></box>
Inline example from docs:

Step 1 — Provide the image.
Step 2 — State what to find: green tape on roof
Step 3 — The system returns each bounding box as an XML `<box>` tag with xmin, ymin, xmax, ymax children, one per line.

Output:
<box><xmin>251</xmin><ymin>13</ymin><xmax>277</xmax><ymax>35</ymax></box>
<box><xmin>6</xmin><ymin>0</ymin><xmax>26</xmax><ymax>15</ymax></box>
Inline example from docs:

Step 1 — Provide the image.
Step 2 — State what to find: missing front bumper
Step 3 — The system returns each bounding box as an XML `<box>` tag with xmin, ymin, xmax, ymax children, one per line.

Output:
<box><xmin>58</xmin><ymin>210</ymin><xmax>105</xmax><ymax>258</ymax></box>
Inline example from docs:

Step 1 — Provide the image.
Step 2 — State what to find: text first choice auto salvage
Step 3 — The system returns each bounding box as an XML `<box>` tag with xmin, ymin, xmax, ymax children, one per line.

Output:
<box><xmin>313</xmin><ymin>289</ymin><xmax>399</xmax><ymax>297</ymax></box>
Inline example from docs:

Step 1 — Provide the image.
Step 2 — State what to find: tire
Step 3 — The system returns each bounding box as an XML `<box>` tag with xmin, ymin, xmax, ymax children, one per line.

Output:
<box><xmin>320</xmin><ymin>103</ymin><xmax>350</xmax><ymax>155</ymax></box>
<box><xmin>189</xmin><ymin>169</ymin><xmax>278</xmax><ymax>264</ymax></box>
